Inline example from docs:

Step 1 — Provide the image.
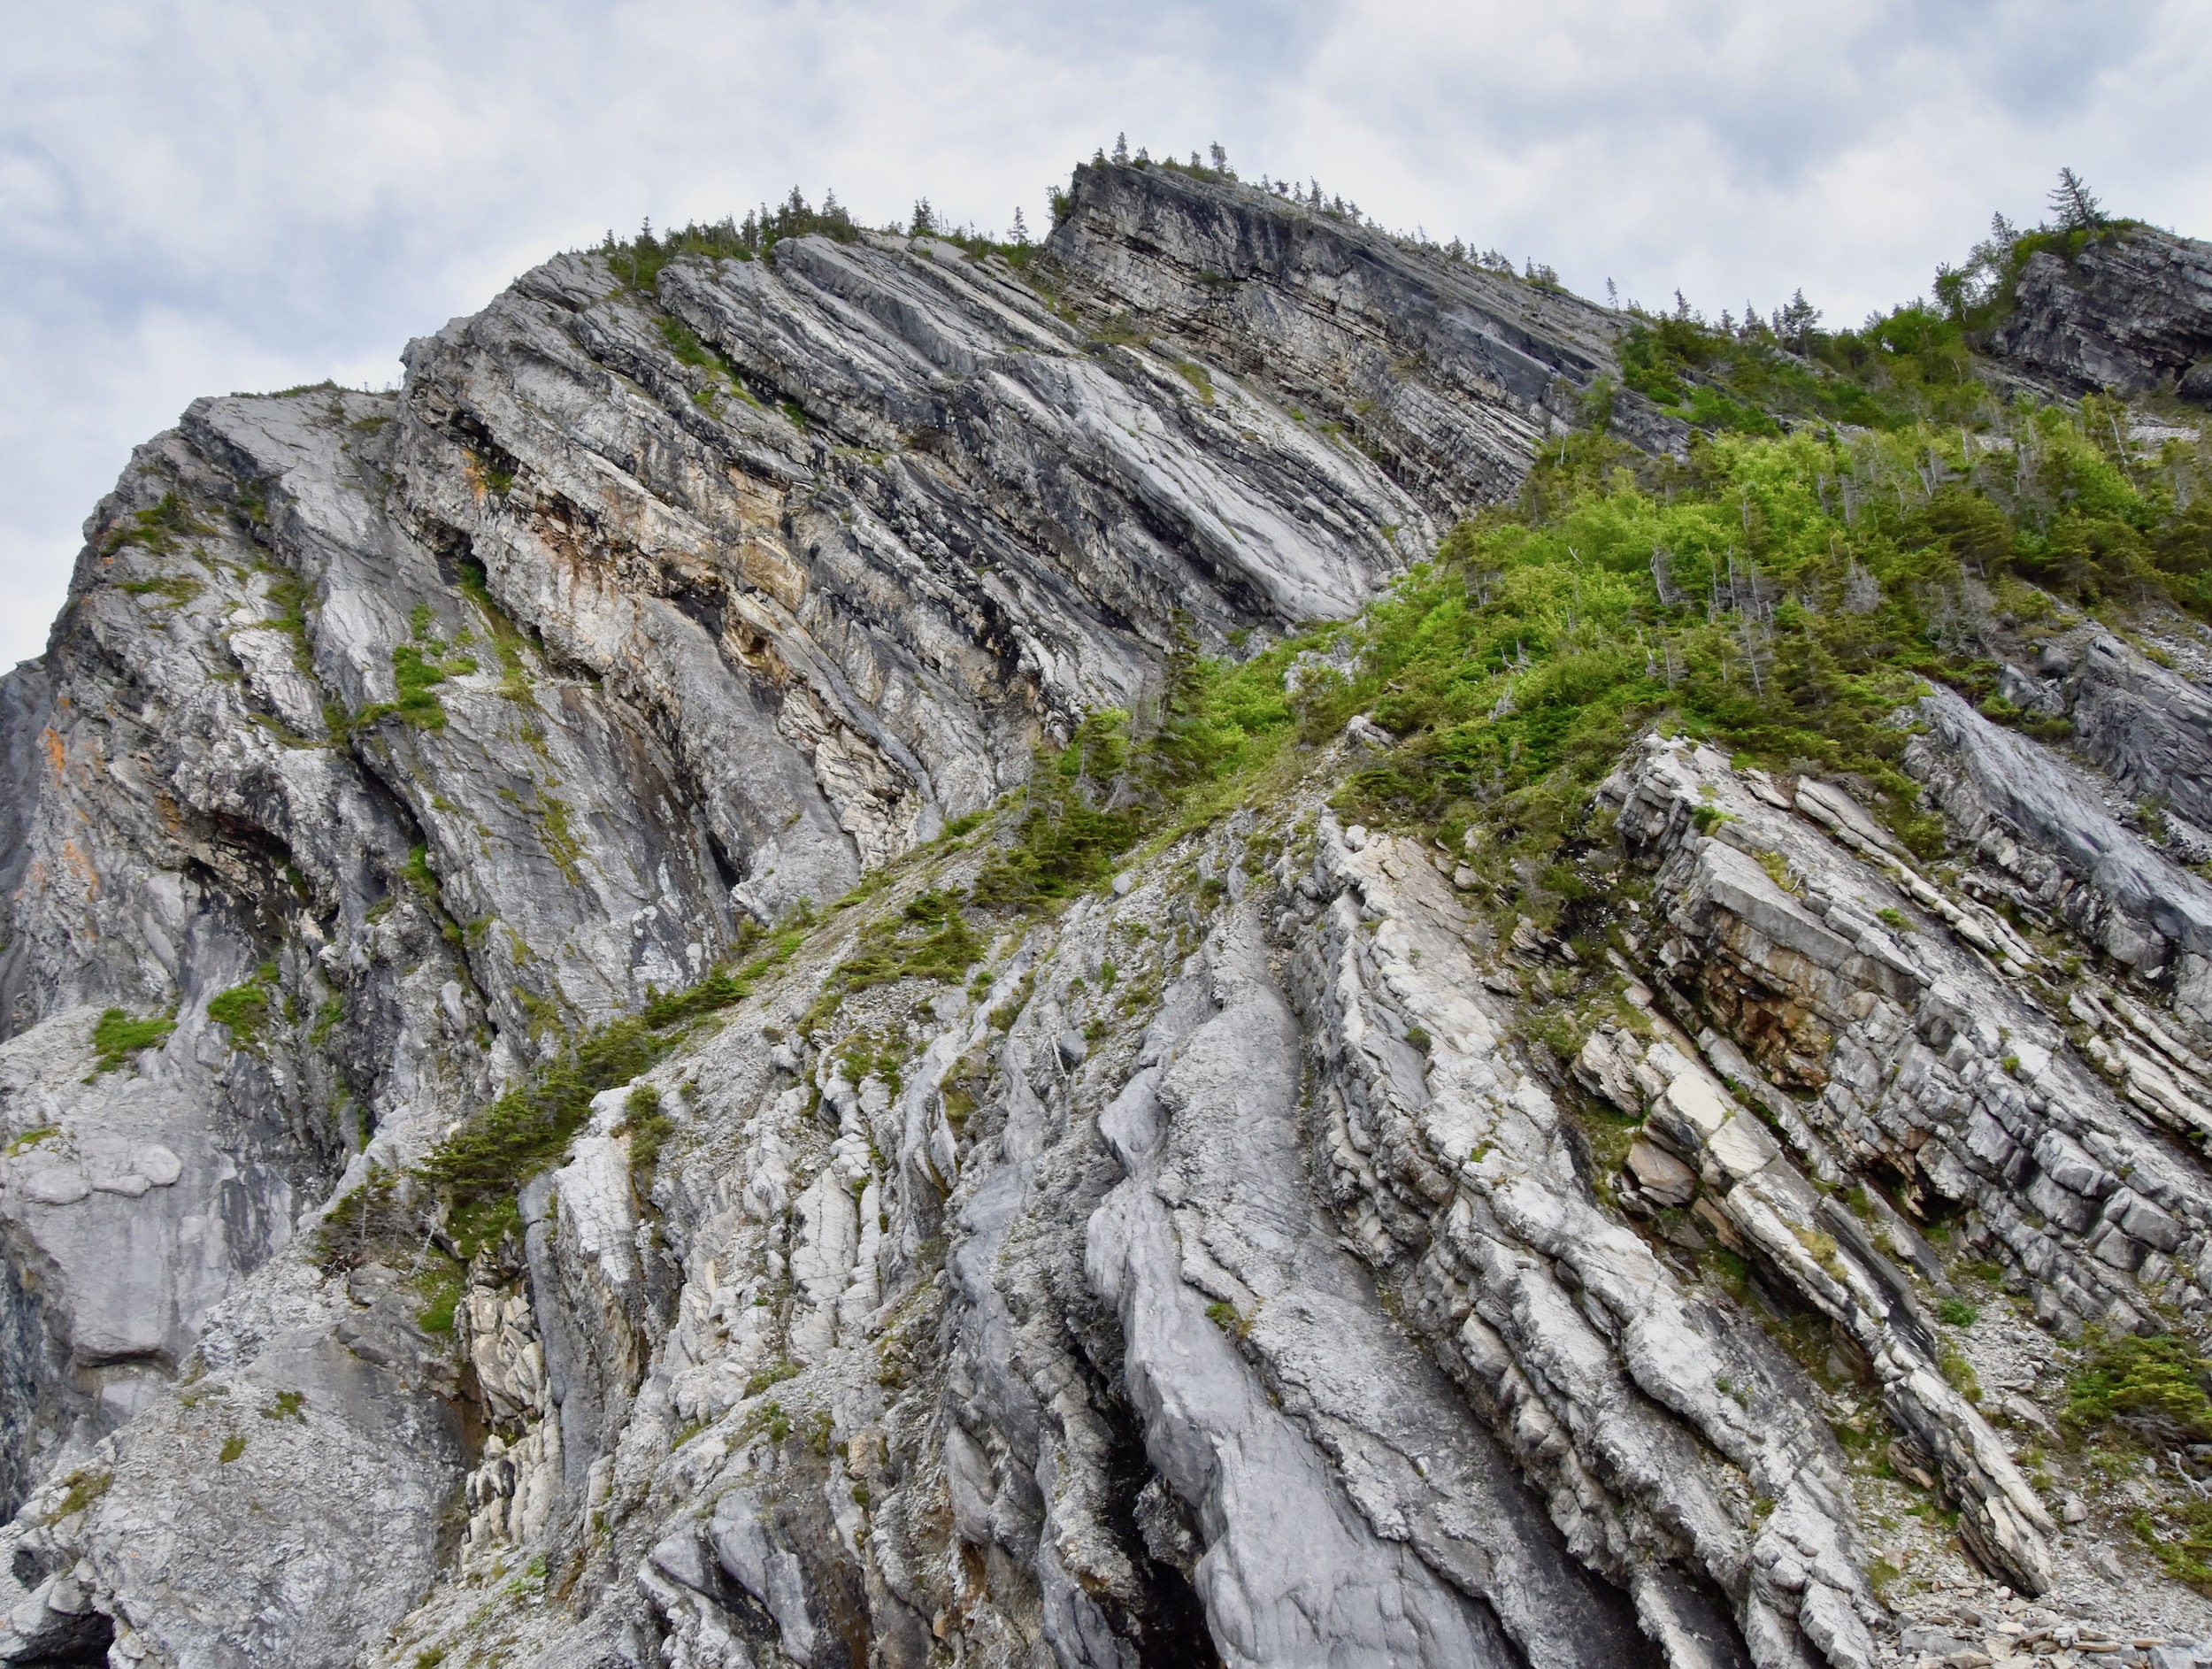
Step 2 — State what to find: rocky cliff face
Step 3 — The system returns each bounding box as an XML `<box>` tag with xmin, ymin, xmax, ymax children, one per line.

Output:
<box><xmin>1986</xmin><ymin>224</ymin><xmax>2212</xmax><ymax>404</ymax></box>
<box><xmin>0</xmin><ymin>160</ymin><xmax>2210</xmax><ymax>1669</ymax></box>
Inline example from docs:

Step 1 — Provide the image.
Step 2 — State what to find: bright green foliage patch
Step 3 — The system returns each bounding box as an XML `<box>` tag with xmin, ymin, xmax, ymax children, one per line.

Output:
<box><xmin>261</xmin><ymin>573</ymin><xmax>314</xmax><ymax>669</ymax></box>
<box><xmin>90</xmin><ymin>1009</ymin><xmax>174</xmax><ymax>1073</ymax></box>
<box><xmin>1304</xmin><ymin>405</ymin><xmax>2212</xmax><ymax>894</ymax></box>
<box><xmin>537</xmin><ymin>795</ymin><xmax>585</xmax><ymax>884</ymax></box>
<box><xmin>411</xmin><ymin>925</ymin><xmax>810</xmax><ymax>1251</ymax></box>
<box><xmin>2066</xmin><ymin>1327</ymin><xmax>2212</xmax><ymax>1445</ymax></box>
<box><xmin>968</xmin><ymin>715</ymin><xmax>1151</xmax><ymax>910</ymax></box>
<box><xmin>207</xmin><ymin>963</ymin><xmax>280</xmax><ymax>1050</ymax></box>
<box><xmin>417</xmin><ymin>1017</ymin><xmax>665</xmax><ymax>1215</ymax></box>
<box><xmin>206</xmin><ymin>982</ymin><xmax>269</xmax><ymax>1040</ymax></box>
<box><xmin>403</xmin><ymin>843</ymin><xmax>441</xmax><ymax>901</ymax></box>
<box><xmin>353</xmin><ymin>606</ymin><xmax>478</xmax><ymax>733</ymax></box>
<box><xmin>969</xmin><ymin>631</ymin><xmax>1302</xmax><ymax>912</ymax></box>
<box><xmin>2142</xmin><ymin>1498</ymin><xmax>2212</xmax><ymax>1588</ymax></box>
<box><xmin>455</xmin><ymin>558</ymin><xmax>534</xmax><ymax>701</ymax></box>
<box><xmin>414</xmin><ymin>1261</ymin><xmax>465</xmax><ymax>1334</ymax></box>
<box><xmin>388</xmin><ymin>643</ymin><xmax>460</xmax><ymax>728</ymax></box>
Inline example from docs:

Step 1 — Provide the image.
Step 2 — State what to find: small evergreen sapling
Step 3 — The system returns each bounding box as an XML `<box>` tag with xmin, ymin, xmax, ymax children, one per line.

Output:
<box><xmin>2048</xmin><ymin>166</ymin><xmax>2104</xmax><ymax>232</ymax></box>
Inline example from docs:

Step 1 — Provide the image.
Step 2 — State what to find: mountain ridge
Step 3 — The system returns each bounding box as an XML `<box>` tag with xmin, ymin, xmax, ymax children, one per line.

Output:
<box><xmin>0</xmin><ymin>158</ymin><xmax>2210</xmax><ymax>1669</ymax></box>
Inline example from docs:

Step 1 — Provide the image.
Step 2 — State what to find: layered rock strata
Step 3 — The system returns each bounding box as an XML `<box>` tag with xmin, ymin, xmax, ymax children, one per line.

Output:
<box><xmin>1986</xmin><ymin>225</ymin><xmax>2212</xmax><ymax>404</ymax></box>
<box><xmin>0</xmin><ymin>159</ymin><xmax>2208</xmax><ymax>1669</ymax></box>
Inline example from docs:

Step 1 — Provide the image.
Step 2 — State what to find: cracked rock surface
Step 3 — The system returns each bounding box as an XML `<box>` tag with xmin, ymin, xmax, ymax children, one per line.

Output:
<box><xmin>0</xmin><ymin>159</ymin><xmax>2210</xmax><ymax>1669</ymax></box>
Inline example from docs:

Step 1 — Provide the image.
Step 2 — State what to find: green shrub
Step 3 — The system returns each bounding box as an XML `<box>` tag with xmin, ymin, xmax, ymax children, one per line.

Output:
<box><xmin>207</xmin><ymin>966</ymin><xmax>277</xmax><ymax>1049</ymax></box>
<box><xmin>416</xmin><ymin>938</ymin><xmax>799</xmax><ymax>1238</ymax></box>
<box><xmin>2140</xmin><ymin>1498</ymin><xmax>2212</xmax><ymax>1588</ymax></box>
<box><xmin>618</xmin><ymin>1083</ymin><xmax>676</xmax><ymax>1187</ymax></box>
<box><xmin>1294</xmin><ymin>389</ymin><xmax>2212</xmax><ymax>887</ymax></box>
<box><xmin>403</xmin><ymin>843</ymin><xmax>441</xmax><ymax>901</ymax></box>
<box><xmin>2067</xmin><ymin>1328</ymin><xmax>2212</xmax><ymax>1445</ymax></box>
<box><xmin>1938</xmin><ymin>1297</ymin><xmax>1978</xmax><ymax>1327</ymax></box>
<box><xmin>261</xmin><ymin>574</ymin><xmax>314</xmax><ymax>669</ymax></box>
<box><xmin>745</xmin><ymin>1359</ymin><xmax>801</xmax><ymax>1397</ymax></box>
<box><xmin>835</xmin><ymin>889</ymin><xmax>987</xmax><ymax>993</ymax></box>
<box><xmin>454</xmin><ymin>558</ymin><xmax>533</xmax><ymax>700</ymax></box>
<box><xmin>89</xmin><ymin>1009</ymin><xmax>174</xmax><ymax>1073</ymax></box>
<box><xmin>351</xmin><ymin>609</ymin><xmax>476</xmax><ymax>732</ymax></box>
<box><xmin>316</xmin><ymin>1162</ymin><xmax>409</xmax><ymax>1272</ymax></box>
<box><xmin>206</xmin><ymin>982</ymin><xmax>267</xmax><ymax>1035</ymax></box>
<box><xmin>100</xmin><ymin>492</ymin><xmax>211</xmax><ymax>556</ymax></box>
<box><xmin>967</xmin><ymin>626</ymin><xmax>1300</xmax><ymax>914</ymax></box>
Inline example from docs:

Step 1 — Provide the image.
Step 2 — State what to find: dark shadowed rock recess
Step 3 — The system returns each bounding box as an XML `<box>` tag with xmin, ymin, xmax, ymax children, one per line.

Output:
<box><xmin>1</xmin><ymin>158</ymin><xmax>2211</xmax><ymax>1669</ymax></box>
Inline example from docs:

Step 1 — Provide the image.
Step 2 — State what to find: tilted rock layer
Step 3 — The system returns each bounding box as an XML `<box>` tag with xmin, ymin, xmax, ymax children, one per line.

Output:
<box><xmin>1</xmin><ymin>162</ymin><xmax>2210</xmax><ymax>1668</ymax></box>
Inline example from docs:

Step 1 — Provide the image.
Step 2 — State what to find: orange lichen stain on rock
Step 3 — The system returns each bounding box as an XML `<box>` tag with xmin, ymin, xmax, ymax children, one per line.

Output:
<box><xmin>40</xmin><ymin>728</ymin><xmax>65</xmax><ymax>780</ymax></box>
<box><xmin>59</xmin><ymin>841</ymin><xmax>100</xmax><ymax>899</ymax></box>
<box><xmin>737</xmin><ymin>539</ymin><xmax>807</xmax><ymax>611</ymax></box>
<box><xmin>725</xmin><ymin>469</ymin><xmax>788</xmax><ymax>526</ymax></box>
<box><xmin>155</xmin><ymin>792</ymin><xmax>186</xmax><ymax>834</ymax></box>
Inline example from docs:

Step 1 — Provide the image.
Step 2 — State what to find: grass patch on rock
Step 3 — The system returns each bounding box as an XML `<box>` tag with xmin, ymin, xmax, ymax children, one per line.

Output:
<box><xmin>90</xmin><ymin>1008</ymin><xmax>174</xmax><ymax>1073</ymax></box>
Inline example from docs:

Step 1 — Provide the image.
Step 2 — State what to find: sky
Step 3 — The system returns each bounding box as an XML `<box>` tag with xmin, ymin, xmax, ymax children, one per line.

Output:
<box><xmin>4</xmin><ymin>0</ymin><xmax>2208</xmax><ymax>669</ymax></box>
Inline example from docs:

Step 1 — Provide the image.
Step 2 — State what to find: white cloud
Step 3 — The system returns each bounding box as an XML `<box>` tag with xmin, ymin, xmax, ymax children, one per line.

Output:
<box><xmin>4</xmin><ymin>0</ymin><xmax>2207</xmax><ymax>666</ymax></box>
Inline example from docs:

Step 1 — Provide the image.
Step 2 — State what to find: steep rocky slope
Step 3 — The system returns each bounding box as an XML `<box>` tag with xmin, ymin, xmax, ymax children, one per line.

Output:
<box><xmin>0</xmin><ymin>159</ymin><xmax>2210</xmax><ymax>1669</ymax></box>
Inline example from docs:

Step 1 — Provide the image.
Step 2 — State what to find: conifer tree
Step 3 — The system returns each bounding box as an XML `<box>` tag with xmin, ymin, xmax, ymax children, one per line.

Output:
<box><xmin>2049</xmin><ymin>166</ymin><xmax>2105</xmax><ymax>231</ymax></box>
<box><xmin>1112</xmin><ymin>133</ymin><xmax>1129</xmax><ymax>165</ymax></box>
<box><xmin>1010</xmin><ymin>206</ymin><xmax>1030</xmax><ymax>246</ymax></box>
<box><xmin>1773</xmin><ymin>288</ymin><xmax>1820</xmax><ymax>351</ymax></box>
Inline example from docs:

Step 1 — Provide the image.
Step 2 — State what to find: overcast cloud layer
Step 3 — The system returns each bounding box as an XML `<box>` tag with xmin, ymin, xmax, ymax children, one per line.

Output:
<box><xmin>4</xmin><ymin>0</ymin><xmax>2208</xmax><ymax>667</ymax></box>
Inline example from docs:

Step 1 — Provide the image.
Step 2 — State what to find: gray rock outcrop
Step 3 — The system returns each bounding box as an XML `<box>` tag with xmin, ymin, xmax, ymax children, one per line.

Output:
<box><xmin>1985</xmin><ymin>224</ymin><xmax>2212</xmax><ymax>403</ymax></box>
<box><xmin>0</xmin><ymin>158</ymin><xmax>2209</xmax><ymax>1669</ymax></box>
